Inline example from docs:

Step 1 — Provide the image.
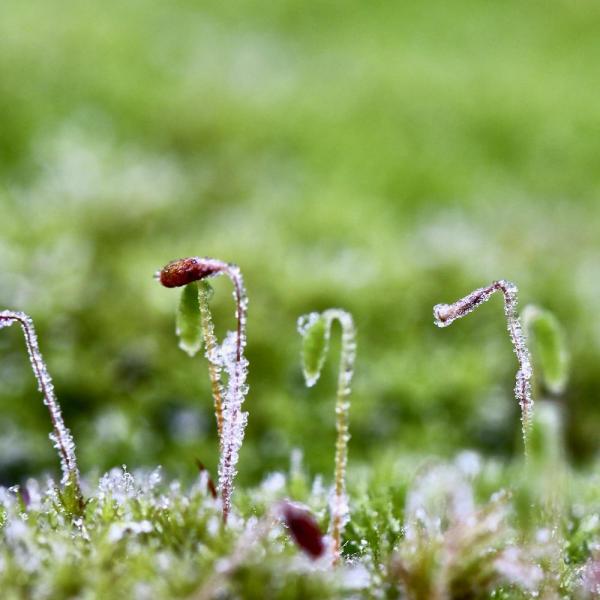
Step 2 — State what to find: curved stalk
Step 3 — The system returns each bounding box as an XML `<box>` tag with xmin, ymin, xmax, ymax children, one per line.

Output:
<box><xmin>433</xmin><ymin>280</ymin><xmax>533</xmax><ymax>456</ymax></box>
<box><xmin>0</xmin><ymin>310</ymin><xmax>82</xmax><ymax>503</ymax></box>
<box><xmin>198</xmin><ymin>282</ymin><xmax>225</xmax><ymax>449</ymax></box>
<box><xmin>159</xmin><ymin>257</ymin><xmax>249</xmax><ymax>524</ymax></box>
<box><xmin>297</xmin><ymin>308</ymin><xmax>356</xmax><ymax>564</ymax></box>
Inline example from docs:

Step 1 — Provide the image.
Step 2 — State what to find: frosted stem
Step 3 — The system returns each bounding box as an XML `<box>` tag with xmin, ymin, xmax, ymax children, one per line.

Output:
<box><xmin>159</xmin><ymin>257</ymin><xmax>249</xmax><ymax>524</ymax></box>
<box><xmin>0</xmin><ymin>310</ymin><xmax>82</xmax><ymax>498</ymax></box>
<box><xmin>198</xmin><ymin>282</ymin><xmax>225</xmax><ymax>451</ymax></box>
<box><xmin>322</xmin><ymin>309</ymin><xmax>356</xmax><ymax>564</ymax></box>
<box><xmin>433</xmin><ymin>280</ymin><xmax>533</xmax><ymax>455</ymax></box>
<box><xmin>216</xmin><ymin>263</ymin><xmax>248</xmax><ymax>524</ymax></box>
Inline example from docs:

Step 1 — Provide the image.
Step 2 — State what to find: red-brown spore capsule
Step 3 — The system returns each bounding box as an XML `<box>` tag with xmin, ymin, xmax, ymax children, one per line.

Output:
<box><xmin>159</xmin><ymin>258</ymin><xmax>221</xmax><ymax>288</ymax></box>
<box><xmin>279</xmin><ymin>501</ymin><xmax>325</xmax><ymax>559</ymax></box>
<box><xmin>195</xmin><ymin>459</ymin><xmax>218</xmax><ymax>500</ymax></box>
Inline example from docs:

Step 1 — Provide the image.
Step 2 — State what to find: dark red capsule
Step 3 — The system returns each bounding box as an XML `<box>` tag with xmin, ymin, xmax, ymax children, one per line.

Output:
<box><xmin>195</xmin><ymin>458</ymin><xmax>218</xmax><ymax>500</ymax></box>
<box><xmin>18</xmin><ymin>485</ymin><xmax>31</xmax><ymax>509</ymax></box>
<box><xmin>159</xmin><ymin>258</ymin><xmax>221</xmax><ymax>288</ymax></box>
<box><xmin>279</xmin><ymin>501</ymin><xmax>325</xmax><ymax>559</ymax></box>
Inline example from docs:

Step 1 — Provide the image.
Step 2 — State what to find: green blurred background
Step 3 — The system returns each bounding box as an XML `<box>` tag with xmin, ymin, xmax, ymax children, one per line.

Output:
<box><xmin>1</xmin><ymin>0</ymin><xmax>599</xmax><ymax>487</ymax></box>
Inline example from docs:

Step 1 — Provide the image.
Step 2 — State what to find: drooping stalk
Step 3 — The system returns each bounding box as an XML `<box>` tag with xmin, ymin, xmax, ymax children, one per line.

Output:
<box><xmin>297</xmin><ymin>308</ymin><xmax>356</xmax><ymax>564</ymax></box>
<box><xmin>433</xmin><ymin>280</ymin><xmax>533</xmax><ymax>455</ymax></box>
<box><xmin>159</xmin><ymin>257</ymin><xmax>249</xmax><ymax>524</ymax></box>
<box><xmin>0</xmin><ymin>310</ymin><xmax>82</xmax><ymax>502</ymax></box>
<box><xmin>198</xmin><ymin>281</ymin><xmax>225</xmax><ymax>449</ymax></box>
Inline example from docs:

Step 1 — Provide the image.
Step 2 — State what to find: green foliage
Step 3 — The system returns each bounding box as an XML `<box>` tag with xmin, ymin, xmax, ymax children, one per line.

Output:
<box><xmin>176</xmin><ymin>282</ymin><xmax>203</xmax><ymax>357</ymax></box>
<box><xmin>514</xmin><ymin>401</ymin><xmax>568</xmax><ymax>530</ymax></box>
<box><xmin>522</xmin><ymin>305</ymin><xmax>570</xmax><ymax>394</ymax></box>
<box><xmin>0</xmin><ymin>0</ymin><xmax>598</xmax><ymax>495</ymax></box>
<box><xmin>527</xmin><ymin>400</ymin><xmax>564</xmax><ymax>467</ymax></box>
<box><xmin>0</xmin><ymin>1</ymin><xmax>598</xmax><ymax>593</ymax></box>
<box><xmin>298</xmin><ymin>313</ymin><xmax>330</xmax><ymax>387</ymax></box>
<box><xmin>0</xmin><ymin>456</ymin><xmax>597</xmax><ymax>598</ymax></box>
<box><xmin>56</xmin><ymin>477</ymin><xmax>86</xmax><ymax>518</ymax></box>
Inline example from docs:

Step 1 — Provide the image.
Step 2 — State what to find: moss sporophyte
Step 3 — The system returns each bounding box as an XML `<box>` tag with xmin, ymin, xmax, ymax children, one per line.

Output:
<box><xmin>297</xmin><ymin>309</ymin><xmax>356</xmax><ymax>565</ymax></box>
<box><xmin>158</xmin><ymin>257</ymin><xmax>249</xmax><ymax>524</ymax></box>
<box><xmin>433</xmin><ymin>280</ymin><xmax>533</xmax><ymax>456</ymax></box>
<box><xmin>0</xmin><ymin>310</ymin><xmax>83</xmax><ymax>509</ymax></box>
<box><xmin>2</xmin><ymin>261</ymin><xmax>597</xmax><ymax>598</ymax></box>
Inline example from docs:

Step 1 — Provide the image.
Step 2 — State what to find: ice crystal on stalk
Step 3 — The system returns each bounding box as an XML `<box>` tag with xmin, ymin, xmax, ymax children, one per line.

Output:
<box><xmin>433</xmin><ymin>280</ymin><xmax>534</xmax><ymax>454</ymax></box>
<box><xmin>0</xmin><ymin>310</ymin><xmax>81</xmax><ymax>497</ymax></box>
<box><xmin>218</xmin><ymin>330</ymin><xmax>249</xmax><ymax>521</ymax></box>
<box><xmin>98</xmin><ymin>466</ymin><xmax>138</xmax><ymax>505</ymax></box>
<box><xmin>581</xmin><ymin>555</ymin><xmax>600</xmax><ymax>598</ymax></box>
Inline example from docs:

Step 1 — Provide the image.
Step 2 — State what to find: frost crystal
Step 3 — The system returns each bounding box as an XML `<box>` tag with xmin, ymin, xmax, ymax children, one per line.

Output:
<box><xmin>201</xmin><ymin>263</ymin><xmax>249</xmax><ymax>524</ymax></box>
<box><xmin>108</xmin><ymin>520</ymin><xmax>153</xmax><ymax>543</ymax></box>
<box><xmin>494</xmin><ymin>547</ymin><xmax>543</xmax><ymax>590</ymax></box>
<box><xmin>433</xmin><ymin>281</ymin><xmax>533</xmax><ymax>454</ymax></box>
<box><xmin>217</xmin><ymin>330</ymin><xmax>249</xmax><ymax>522</ymax></box>
<box><xmin>0</xmin><ymin>310</ymin><xmax>81</xmax><ymax>495</ymax></box>
<box><xmin>581</xmin><ymin>555</ymin><xmax>600</xmax><ymax>597</ymax></box>
<box><xmin>98</xmin><ymin>466</ymin><xmax>137</xmax><ymax>504</ymax></box>
<box><xmin>404</xmin><ymin>465</ymin><xmax>475</xmax><ymax>542</ymax></box>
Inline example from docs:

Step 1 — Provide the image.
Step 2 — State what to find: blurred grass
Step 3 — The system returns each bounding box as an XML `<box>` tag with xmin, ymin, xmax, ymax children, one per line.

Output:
<box><xmin>0</xmin><ymin>0</ymin><xmax>599</xmax><ymax>485</ymax></box>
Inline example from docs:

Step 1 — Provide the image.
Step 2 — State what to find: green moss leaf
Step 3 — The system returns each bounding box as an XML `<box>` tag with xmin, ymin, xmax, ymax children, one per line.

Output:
<box><xmin>176</xmin><ymin>282</ymin><xmax>203</xmax><ymax>357</ymax></box>
<box><xmin>298</xmin><ymin>313</ymin><xmax>331</xmax><ymax>387</ymax></box>
<box><xmin>523</xmin><ymin>305</ymin><xmax>569</xmax><ymax>394</ymax></box>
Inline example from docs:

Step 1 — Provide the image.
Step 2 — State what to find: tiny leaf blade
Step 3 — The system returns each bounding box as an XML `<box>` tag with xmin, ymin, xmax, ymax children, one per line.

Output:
<box><xmin>523</xmin><ymin>305</ymin><xmax>569</xmax><ymax>394</ymax></box>
<box><xmin>298</xmin><ymin>313</ymin><xmax>330</xmax><ymax>387</ymax></box>
<box><xmin>176</xmin><ymin>282</ymin><xmax>203</xmax><ymax>357</ymax></box>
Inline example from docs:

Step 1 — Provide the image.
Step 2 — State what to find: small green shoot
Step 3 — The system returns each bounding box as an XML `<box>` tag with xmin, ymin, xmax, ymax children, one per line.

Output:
<box><xmin>176</xmin><ymin>281</ymin><xmax>203</xmax><ymax>357</ymax></box>
<box><xmin>522</xmin><ymin>305</ymin><xmax>569</xmax><ymax>395</ymax></box>
<box><xmin>297</xmin><ymin>309</ymin><xmax>356</xmax><ymax>565</ymax></box>
<box><xmin>300</xmin><ymin>314</ymin><xmax>329</xmax><ymax>387</ymax></box>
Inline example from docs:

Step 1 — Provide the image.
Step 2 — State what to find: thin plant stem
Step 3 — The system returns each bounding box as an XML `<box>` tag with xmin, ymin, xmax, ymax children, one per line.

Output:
<box><xmin>433</xmin><ymin>280</ymin><xmax>533</xmax><ymax>456</ymax></box>
<box><xmin>323</xmin><ymin>309</ymin><xmax>356</xmax><ymax>564</ymax></box>
<box><xmin>159</xmin><ymin>257</ymin><xmax>249</xmax><ymax>524</ymax></box>
<box><xmin>0</xmin><ymin>310</ymin><xmax>82</xmax><ymax>502</ymax></box>
<box><xmin>198</xmin><ymin>281</ymin><xmax>225</xmax><ymax>450</ymax></box>
<box><xmin>298</xmin><ymin>308</ymin><xmax>356</xmax><ymax>564</ymax></box>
